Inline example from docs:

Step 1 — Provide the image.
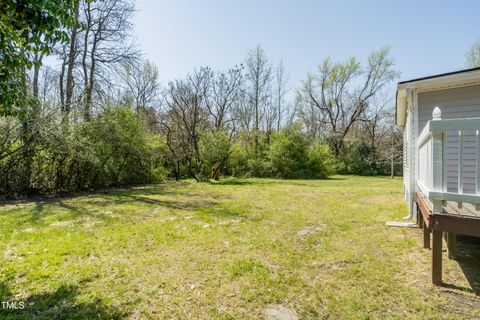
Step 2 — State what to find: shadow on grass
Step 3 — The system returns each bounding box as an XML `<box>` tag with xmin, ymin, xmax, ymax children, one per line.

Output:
<box><xmin>0</xmin><ymin>182</ymin><xmax>176</xmax><ymax>208</ymax></box>
<box><xmin>21</xmin><ymin>190</ymin><xmax>219</xmax><ymax>224</ymax></box>
<box><xmin>83</xmin><ymin>194</ymin><xmax>217</xmax><ymax>210</ymax></box>
<box><xmin>449</xmin><ymin>235</ymin><xmax>480</xmax><ymax>296</ymax></box>
<box><xmin>0</xmin><ymin>281</ymin><xmax>127</xmax><ymax>319</ymax></box>
<box><xmin>209</xmin><ymin>179</ymin><xmax>266</xmax><ymax>186</ymax></box>
<box><xmin>210</xmin><ymin>176</ymin><xmax>345</xmax><ymax>187</ymax></box>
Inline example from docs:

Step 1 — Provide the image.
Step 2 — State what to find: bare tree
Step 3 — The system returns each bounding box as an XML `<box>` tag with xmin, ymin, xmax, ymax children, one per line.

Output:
<box><xmin>32</xmin><ymin>53</ymin><xmax>43</xmax><ymax>99</ymax></box>
<box><xmin>64</xmin><ymin>2</ymin><xmax>80</xmax><ymax>122</ymax></box>
<box><xmin>232</xmin><ymin>87</ymin><xmax>254</xmax><ymax>133</ymax></box>
<box><xmin>274</xmin><ymin>60</ymin><xmax>289</xmax><ymax>131</ymax></box>
<box><xmin>160</xmin><ymin>68</ymin><xmax>211</xmax><ymax>181</ymax></box>
<box><xmin>296</xmin><ymin>96</ymin><xmax>323</xmax><ymax>139</ymax></box>
<box><xmin>244</xmin><ymin>45</ymin><xmax>272</xmax><ymax>155</ymax></box>
<box><xmin>360</xmin><ymin>92</ymin><xmax>392</xmax><ymax>148</ymax></box>
<box><xmin>263</xmin><ymin>91</ymin><xmax>277</xmax><ymax>136</ymax></box>
<box><xmin>54</xmin><ymin>1</ymin><xmax>81</xmax><ymax>124</ymax></box>
<box><xmin>39</xmin><ymin>66</ymin><xmax>59</xmax><ymax>106</ymax></box>
<box><xmin>125</xmin><ymin>59</ymin><xmax>160</xmax><ymax>114</ymax></box>
<box><xmin>80</xmin><ymin>0</ymin><xmax>138</xmax><ymax>121</ymax></box>
<box><xmin>205</xmin><ymin>66</ymin><xmax>243</xmax><ymax>131</ymax></box>
<box><xmin>297</xmin><ymin>47</ymin><xmax>399</xmax><ymax>156</ymax></box>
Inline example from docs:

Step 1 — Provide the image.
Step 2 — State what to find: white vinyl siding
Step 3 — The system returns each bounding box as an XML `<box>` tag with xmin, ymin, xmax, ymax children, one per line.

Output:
<box><xmin>417</xmin><ymin>84</ymin><xmax>480</xmax><ymax>194</ymax></box>
<box><xmin>403</xmin><ymin>111</ymin><xmax>410</xmax><ymax>202</ymax></box>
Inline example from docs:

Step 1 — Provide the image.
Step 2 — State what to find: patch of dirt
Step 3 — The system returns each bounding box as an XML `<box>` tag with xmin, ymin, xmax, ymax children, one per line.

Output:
<box><xmin>158</xmin><ymin>216</ymin><xmax>177</xmax><ymax>223</ymax></box>
<box><xmin>357</xmin><ymin>195</ymin><xmax>399</xmax><ymax>204</ymax></box>
<box><xmin>82</xmin><ymin>220</ymin><xmax>102</xmax><ymax>229</ymax></box>
<box><xmin>50</xmin><ymin>220</ymin><xmax>76</xmax><ymax>227</ymax></box>
<box><xmin>297</xmin><ymin>224</ymin><xmax>327</xmax><ymax>237</ymax></box>
<box><xmin>218</xmin><ymin>218</ymin><xmax>242</xmax><ymax>225</ymax></box>
<box><xmin>264</xmin><ymin>304</ymin><xmax>298</xmax><ymax>320</ymax></box>
<box><xmin>312</xmin><ymin>260</ymin><xmax>352</xmax><ymax>271</ymax></box>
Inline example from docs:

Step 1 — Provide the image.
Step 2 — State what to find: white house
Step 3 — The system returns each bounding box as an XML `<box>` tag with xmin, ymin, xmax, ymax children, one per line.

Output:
<box><xmin>395</xmin><ymin>66</ymin><xmax>480</xmax><ymax>285</ymax></box>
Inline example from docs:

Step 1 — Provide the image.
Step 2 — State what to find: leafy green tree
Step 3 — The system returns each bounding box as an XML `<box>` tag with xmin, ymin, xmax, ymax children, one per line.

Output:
<box><xmin>268</xmin><ymin>125</ymin><xmax>309</xmax><ymax>178</ymax></box>
<box><xmin>307</xmin><ymin>142</ymin><xmax>336</xmax><ymax>178</ymax></box>
<box><xmin>267</xmin><ymin>124</ymin><xmax>334</xmax><ymax>179</ymax></box>
<box><xmin>0</xmin><ymin>0</ymin><xmax>78</xmax><ymax>116</ymax></box>
<box><xmin>199</xmin><ymin>130</ymin><xmax>231</xmax><ymax>180</ymax></box>
<box><xmin>466</xmin><ymin>39</ymin><xmax>480</xmax><ymax>68</ymax></box>
<box><xmin>297</xmin><ymin>47</ymin><xmax>399</xmax><ymax>157</ymax></box>
<box><xmin>341</xmin><ymin>141</ymin><xmax>380</xmax><ymax>175</ymax></box>
<box><xmin>87</xmin><ymin>107</ymin><xmax>159</xmax><ymax>186</ymax></box>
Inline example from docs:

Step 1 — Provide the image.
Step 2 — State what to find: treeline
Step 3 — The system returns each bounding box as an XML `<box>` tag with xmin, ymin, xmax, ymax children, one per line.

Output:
<box><xmin>0</xmin><ymin>0</ymin><xmax>403</xmax><ymax>198</ymax></box>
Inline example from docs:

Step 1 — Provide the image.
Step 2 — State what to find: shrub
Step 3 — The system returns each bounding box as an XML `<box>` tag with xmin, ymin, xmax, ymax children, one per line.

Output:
<box><xmin>228</xmin><ymin>137</ymin><xmax>250</xmax><ymax>177</ymax></box>
<box><xmin>338</xmin><ymin>141</ymin><xmax>380</xmax><ymax>175</ymax></box>
<box><xmin>267</xmin><ymin>125</ymin><xmax>334</xmax><ymax>179</ymax></box>
<box><xmin>0</xmin><ymin>107</ymin><xmax>169</xmax><ymax>197</ymax></box>
<box><xmin>227</xmin><ymin>132</ymin><xmax>270</xmax><ymax>178</ymax></box>
<box><xmin>199</xmin><ymin>130</ymin><xmax>230</xmax><ymax>180</ymax></box>
<box><xmin>307</xmin><ymin>142</ymin><xmax>336</xmax><ymax>178</ymax></box>
<box><xmin>267</xmin><ymin>125</ymin><xmax>309</xmax><ymax>178</ymax></box>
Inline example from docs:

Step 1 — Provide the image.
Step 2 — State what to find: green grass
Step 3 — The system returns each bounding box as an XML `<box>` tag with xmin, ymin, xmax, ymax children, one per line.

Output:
<box><xmin>0</xmin><ymin>176</ymin><xmax>479</xmax><ymax>319</ymax></box>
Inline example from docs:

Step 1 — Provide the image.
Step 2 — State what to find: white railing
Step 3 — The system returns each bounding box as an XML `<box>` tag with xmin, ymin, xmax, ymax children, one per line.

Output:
<box><xmin>417</xmin><ymin>107</ymin><xmax>480</xmax><ymax>212</ymax></box>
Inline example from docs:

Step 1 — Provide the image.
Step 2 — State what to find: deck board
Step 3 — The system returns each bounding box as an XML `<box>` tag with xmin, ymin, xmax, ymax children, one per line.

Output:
<box><xmin>423</xmin><ymin>197</ymin><xmax>480</xmax><ymax>218</ymax></box>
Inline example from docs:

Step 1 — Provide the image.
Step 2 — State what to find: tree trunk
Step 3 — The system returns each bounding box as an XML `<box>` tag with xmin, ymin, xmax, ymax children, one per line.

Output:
<box><xmin>211</xmin><ymin>164</ymin><xmax>221</xmax><ymax>180</ymax></box>
<box><xmin>32</xmin><ymin>53</ymin><xmax>43</xmax><ymax>98</ymax></box>
<box><xmin>390</xmin><ymin>154</ymin><xmax>394</xmax><ymax>179</ymax></box>
<box><xmin>64</xmin><ymin>4</ymin><xmax>79</xmax><ymax>124</ymax></box>
<box><xmin>82</xmin><ymin>2</ymin><xmax>93</xmax><ymax>121</ymax></box>
<box><xmin>59</xmin><ymin>55</ymin><xmax>66</xmax><ymax>111</ymax></box>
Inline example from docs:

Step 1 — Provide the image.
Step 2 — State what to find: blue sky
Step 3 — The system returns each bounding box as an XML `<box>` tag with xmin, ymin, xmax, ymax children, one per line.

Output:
<box><xmin>134</xmin><ymin>0</ymin><xmax>480</xmax><ymax>93</ymax></box>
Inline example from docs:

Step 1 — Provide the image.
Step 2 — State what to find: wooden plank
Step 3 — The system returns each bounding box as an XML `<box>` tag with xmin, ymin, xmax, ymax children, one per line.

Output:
<box><xmin>432</xmin><ymin>229</ymin><xmax>443</xmax><ymax>285</ymax></box>
<box><xmin>416</xmin><ymin>192</ymin><xmax>432</xmax><ymax>228</ymax></box>
<box><xmin>447</xmin><ymin>233</ymin><xmax>456</xmax><ymax>259</ymax></box>
<box><xmin>432</xmin><ymin>213</ymin><xmax>480</xmax><ymax>237</ymax></box>
<box><xmin>417</xmin><ymin>204</ymin><xmax>424</xmax><ymax>228</ymax></box>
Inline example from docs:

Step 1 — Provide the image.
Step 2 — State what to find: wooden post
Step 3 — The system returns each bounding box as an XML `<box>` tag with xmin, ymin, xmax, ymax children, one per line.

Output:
<box><xmin>447</xmin><ymin>233</ymin><xmax>456</xmax><ymax>259</ymax></box>
<box><xmin>417</xmin><ymin>204</ymin><xmax>423</xmax><ymax>228</ymax></box>
<box><xmin>432</xmin><ymin>228</ymin><xmax>443</xmax><ymax>285</ymax></box>
<box><xmin>423</xmin><ymin>222</ymin><xmax>430</xmax><ymax>249</ymax></box>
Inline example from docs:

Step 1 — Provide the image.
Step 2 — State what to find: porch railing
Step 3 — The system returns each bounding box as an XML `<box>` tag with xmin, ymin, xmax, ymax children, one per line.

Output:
<box><xmin>417</xmin><ymin>107</ymin><xmax>480</xmax><ymax>212</ymax></box>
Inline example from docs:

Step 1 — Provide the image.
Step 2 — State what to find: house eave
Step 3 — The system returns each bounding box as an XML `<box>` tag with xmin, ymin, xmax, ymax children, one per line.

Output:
<box><xmin>395</xmin><ymin>67</ymin><xmax>480</xmax><ymax>128</ymax></box>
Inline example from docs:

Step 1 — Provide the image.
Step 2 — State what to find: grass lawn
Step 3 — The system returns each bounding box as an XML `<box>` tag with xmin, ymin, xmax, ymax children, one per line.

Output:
<box><xmin>1</xmin><ymin>176</ymin><xmax>479</xmax><ymax>319</ymax></box>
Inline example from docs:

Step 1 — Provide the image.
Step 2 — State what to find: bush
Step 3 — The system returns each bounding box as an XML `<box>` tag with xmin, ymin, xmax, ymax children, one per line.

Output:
<box><xmin>267</xmin><ymin>125</ymin><xmax>334</xmax><ymax>179</ymax></box>
<box><xmin>338</xmin><ymin>141</ymin><xmax>380</xmax><ymax>175</ymax></box>
<box><xmin>227</xmin><ymin>136</ymin><xmax>250</xmax><ymax>177</ymax></box>
<box><xmin>199</xmin><ymin>130</ymin><xmax>230</xmax><ymax>180</ymax></box>
<box><xmin>226</xmin><ymin>132</ymin><xmax>270</xmax><ymax>178</ymax></box>
<box><xmin>307</xmin><ymin>142</ymin><xmax>336</xmax><ymax>178</ymax></box>
<box><xmin>0</xmin><ymin>107</ymin><xmax>169</xmax><ymax>197</ymax></box>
